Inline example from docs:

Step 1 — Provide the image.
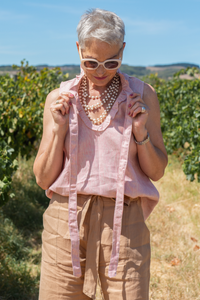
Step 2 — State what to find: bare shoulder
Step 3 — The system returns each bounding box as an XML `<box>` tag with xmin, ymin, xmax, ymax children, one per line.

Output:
<box><xmin>43</xmin><ymin>88</ymin><xmax>60</xmax><ymax>126</ymax></box>
<box><xmin>143</xmin><ymin>83</ymin><xmax>167</xmax><ymax>158</ymax></box>
<box><xmin>45</xmin><ymin>88</ymin><xmax>60</xmax><ymax>107</ymax></box>
<box><xmin>143</xmin><ymin>83</ymin><xmax>159</xmax><ymax>109</ymax></box>
<box><xmin>43</xmin><ymin>88</ymin><xmax>60</xmax><ymax>127</ymax></box>
<box><xmin>143</xmin><ymin>82</ymin><xmax>156</xmax><ymax>95</ymax></box>
<box><xmin>34</xmin><ymin>89</ymin><xmax>60</xmax><ymax>159</ymax></box>
<box><xmin>142</xmin><ymin>82</ymin><xmax>161</xmax><ymax>127</ymax></box>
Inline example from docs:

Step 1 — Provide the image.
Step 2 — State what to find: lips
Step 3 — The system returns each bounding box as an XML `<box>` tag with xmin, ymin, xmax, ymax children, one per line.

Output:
<box><xmin>94</xmin><ymin>76</ymin><xmax>107</xmax><ymax>80</ymax></box>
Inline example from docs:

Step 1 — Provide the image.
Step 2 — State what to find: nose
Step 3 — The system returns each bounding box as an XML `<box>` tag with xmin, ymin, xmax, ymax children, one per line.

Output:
<box><xmin>96</xmin><ymin>64</ymin><xmax>106</xmax><ymax>76</ymax></box>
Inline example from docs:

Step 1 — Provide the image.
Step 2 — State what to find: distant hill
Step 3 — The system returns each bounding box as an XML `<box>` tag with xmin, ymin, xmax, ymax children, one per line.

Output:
<box><xmin>0</xmin><ymin>63</ymin><xmax>199</xmax><ymax>80</ymax></box>
<box><xmin>120</xmin><ymin>65</ymin><xmax>151</xmax><ymax>77</ymax></box>
<box><xmin>153</xmin><ymin>63</ymin><xmax>199</xmax><ymax>68</ymax></box>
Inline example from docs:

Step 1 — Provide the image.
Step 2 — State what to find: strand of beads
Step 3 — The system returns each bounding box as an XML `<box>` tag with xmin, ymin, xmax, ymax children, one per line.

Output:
<box><xmin>79</xmin><ymin>74</ymin><xmax>120</xmax><ymax>125</ymax></box>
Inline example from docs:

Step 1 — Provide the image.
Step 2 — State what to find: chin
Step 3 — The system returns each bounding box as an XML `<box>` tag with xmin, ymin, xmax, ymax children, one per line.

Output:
<box><xmin>91</xmin><ymin>75</ymin><xmax>115</xmax><ymax>86</ymax></box>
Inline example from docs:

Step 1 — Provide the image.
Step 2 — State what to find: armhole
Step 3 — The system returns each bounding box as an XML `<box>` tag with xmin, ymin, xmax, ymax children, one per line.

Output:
<box><xmin>128</xmin><ymin>76</ymin><xmax>144</xmax><ymax>99</ymax></box>
<box><xmin>141</xmin><ymin>81</ymin><xmax>144</xmax><ymax>99</ymax></box>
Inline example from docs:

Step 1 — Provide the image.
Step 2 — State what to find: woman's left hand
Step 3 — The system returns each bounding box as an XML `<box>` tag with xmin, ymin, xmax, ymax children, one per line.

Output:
<box><xmin>127</xmin><ymin>85</ymin><xmax>168</xmax><ymax>181</ymax></box>
<box><xmin>128</xmin><ymin>93</ymin><xmax>149</xmax><ymax>140</ymax></box>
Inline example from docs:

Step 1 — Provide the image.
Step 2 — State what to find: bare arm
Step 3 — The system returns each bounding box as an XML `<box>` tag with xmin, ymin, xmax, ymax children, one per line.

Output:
<box><xmin>33</xmin><ymin>89</ymin><xmax>74</xmax><ymax>190</ymax></box>
<box><xmin>128</xmin><ymin>83</ymin><xmax>168</xmax><ymax>181</ymax></box>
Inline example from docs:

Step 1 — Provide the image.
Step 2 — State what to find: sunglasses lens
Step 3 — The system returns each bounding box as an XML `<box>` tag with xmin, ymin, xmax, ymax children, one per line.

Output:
<box><xmin>104</xmin><ymin>61</ymin><xmax>119</xmax><ymax>69</ymax></box>
<box><xmin>84</xmin><ymin>60</ymin><xmax>98</xmax><ymax>69</ymax></box>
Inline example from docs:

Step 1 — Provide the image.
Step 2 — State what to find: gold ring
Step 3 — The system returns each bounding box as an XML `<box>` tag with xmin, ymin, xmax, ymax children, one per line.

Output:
<box><xmin>56</xmin><ymin>100</ymin><xmax>59</xmax><ymax>104</ymax></box>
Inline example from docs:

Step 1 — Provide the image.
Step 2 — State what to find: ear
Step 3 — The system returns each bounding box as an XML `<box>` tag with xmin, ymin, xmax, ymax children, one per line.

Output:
<box><xmin>76</xmin><ymin>41</ymin><xmax>79</xmax><ymax>52</ymax></box>
<box><xmin>76</xmin><ymin>42</ymin><xmax>82</xmax><ymax>60</ymax></box>
<box><xmin>119</xmin><ymin>42</ymin><xmax>126</xmax><ymax>60</ymax></box>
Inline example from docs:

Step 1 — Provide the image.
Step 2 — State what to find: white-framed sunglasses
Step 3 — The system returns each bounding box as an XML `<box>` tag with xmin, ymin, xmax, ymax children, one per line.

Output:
<box><xmin>79</xmin><ymin>47</ymin><xmax>122</xmax><ymax>70</ymax></box>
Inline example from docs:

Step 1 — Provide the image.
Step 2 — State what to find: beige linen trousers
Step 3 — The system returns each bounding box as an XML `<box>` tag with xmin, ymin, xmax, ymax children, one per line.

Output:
<box><xmin>39</xmin><ymin>193</ymin><xmax>150</xmax><ymax>300</ymax></box>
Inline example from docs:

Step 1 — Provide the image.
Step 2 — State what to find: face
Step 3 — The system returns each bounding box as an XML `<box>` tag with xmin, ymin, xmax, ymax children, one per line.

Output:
<box><xmin>76</xmin><ymin>39</ymin><xmax>125</xmax><ymax>87</ymax></box>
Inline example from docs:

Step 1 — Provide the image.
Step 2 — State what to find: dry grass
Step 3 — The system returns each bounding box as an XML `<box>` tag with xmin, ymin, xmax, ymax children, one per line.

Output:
<box><xmin>96</xmin><ymin>156</ymin><xmax>200</xmax><ymax>299</ymax></box>
<box><xmin>148</xmin><ymin>156</ymin><xmax>200</xmax><ymax>300</ymax></box>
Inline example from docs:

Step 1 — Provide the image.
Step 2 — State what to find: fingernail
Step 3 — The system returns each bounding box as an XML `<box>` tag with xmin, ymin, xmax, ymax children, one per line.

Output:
<box><xmin>69</xmin><ymin>101</ymin><xmax>72</xmax><ymax>105</ymax></box>
<box><xmin>69</xmin><ymin>93</ymin><xmax>74</xmax><ymax>97</ymax></box>
<box><xmin>128</xmin><ymin>112</ymin><xmax>131</xmax><ymax>116</ymax></box>
<box><xmin>131</xmin><ymin>113</ymin><xmax>133</xmax><ymax>117</ymax></box>
<box><xmin>128</xmin><ymin>104</ymin><xmax>131</xmax><ymax>108</ymax></box>
<box><xmin>130</xmin><ymin>93</ymin><xmax>134</xmax><ymax>96</ymax></box>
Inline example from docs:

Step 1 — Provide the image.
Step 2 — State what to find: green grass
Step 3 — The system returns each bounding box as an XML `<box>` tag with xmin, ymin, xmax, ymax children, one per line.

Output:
<box><xmin>0</xmin><ymin>156</ymin><xmax>47</xmax><ymax>300</ymax></box>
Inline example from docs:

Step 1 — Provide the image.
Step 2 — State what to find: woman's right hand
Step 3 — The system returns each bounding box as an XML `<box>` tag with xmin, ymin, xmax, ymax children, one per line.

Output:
<box><xmin>50</xmin><ymin>92</ymin><xmax>74</xmax><ymax>129</ymax></box>
<box><xmin>33</xmin><ymin>90</ymin><xmax>75</xmax><ymax>189</ymax></box>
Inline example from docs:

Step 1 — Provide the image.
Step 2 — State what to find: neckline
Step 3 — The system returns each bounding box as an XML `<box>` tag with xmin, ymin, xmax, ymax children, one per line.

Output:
<box><xmin>75</xmin><ymin>70</ymin><xmax>128</xmax><ymax>132</ymax></box>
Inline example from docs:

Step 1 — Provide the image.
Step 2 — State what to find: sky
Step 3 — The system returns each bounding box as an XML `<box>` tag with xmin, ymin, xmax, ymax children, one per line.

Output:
<box><xmin>0</xmin><ymin>0</ymin><xmax>200</xmax><ymax>67</ymax></box>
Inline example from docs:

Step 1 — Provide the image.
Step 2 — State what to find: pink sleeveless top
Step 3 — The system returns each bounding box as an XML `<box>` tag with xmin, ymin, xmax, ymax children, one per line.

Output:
<box><xmin>46</xmin><ymin>69</ymin><xmax>159</xmax><ymax>278</ymax></box>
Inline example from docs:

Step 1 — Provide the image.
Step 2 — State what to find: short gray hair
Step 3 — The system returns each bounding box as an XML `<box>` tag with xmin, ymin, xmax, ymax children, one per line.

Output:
<box><xmin>77</xmin><ymin>8</ymin><xmax>125</xmax><ymax>49</ymax></box>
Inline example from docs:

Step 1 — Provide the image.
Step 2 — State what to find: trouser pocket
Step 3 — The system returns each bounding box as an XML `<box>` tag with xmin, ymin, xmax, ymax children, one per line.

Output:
<box><xmin>42</xmin><ymin>194</ymin><xmax>61</xmax><ymax>264</ymax></box>
<box><xmin>124</xmin><ymin>199</ymin><xmax>151</xmax><ymax>279</ymax></box>
<box><xmin>42</xmin><ymin>193</ymin><xmax>78</xmax><ymax>266</ymax></box>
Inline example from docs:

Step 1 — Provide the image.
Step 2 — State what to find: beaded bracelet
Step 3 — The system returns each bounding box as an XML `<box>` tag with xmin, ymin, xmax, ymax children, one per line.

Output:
<box><xmin>134</xmin><ymin>132</ymin><xmax>150</xmax><ymax>145</ymax></box>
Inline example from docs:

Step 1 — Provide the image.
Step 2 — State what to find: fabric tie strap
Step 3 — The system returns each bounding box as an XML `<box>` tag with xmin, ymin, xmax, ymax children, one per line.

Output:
<box><xmin>108</xmin><ymin>91</ymin><xmax>133</xmax><ymax>277</ymax></box>
<box><xmin>68</xmin><ymin>96</ymin><xmax>81</xmax><ymax>277</ymax></box>
<box><xmin>67</xmin><ymin>85</ymin><xmax>134</xmax><ymax>279</ymax></box>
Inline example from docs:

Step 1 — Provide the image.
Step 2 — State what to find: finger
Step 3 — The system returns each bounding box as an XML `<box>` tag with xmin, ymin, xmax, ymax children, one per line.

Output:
<box><xmin>129</xmin><ymin>92</ymin><xmax>141</xmax><ymax>99</ymax></box>
<box><xmin>128</xmin><ymin>101</ymin><xmax>145</xmax><ymax>115</ymax></box>
<box><xmin>61</xmin><ymin>92</ymin><xmax>74</xmax><ymax>99</ymax></box>
<box><xmin>128</xmin><ymin>96</ymin><xmax>143</xmax><ymax>109</ymax></box>
<box><xmin>60</xmin><ymin>94</ymin><xmax>69</xmax><ymax>102</ymax></box>
<box><xmin>62</xmin><ymin>101</ymin><xmax>70</xmax><ymax>114</ymax></box>
<box><xmin>53</xmin><ymin>102</ymin><xmax>67</xmax><ymax>116</ymax></box>
<box><xmin>130</xmin><ymin>106</ymin><xmax>149</xmax><ymax>118</ymax></box>
<box><xmin>55</xmin><ymin>98</ymin><xmax>71</xmax><ymax>114</ymax></box>
<box><xmin>60</xmin><ymin>94</ymin><xmax>72</xmax><ymax>107</ymax></box>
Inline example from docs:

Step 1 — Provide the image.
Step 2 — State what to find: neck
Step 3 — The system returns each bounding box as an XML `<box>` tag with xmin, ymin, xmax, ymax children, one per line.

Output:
<box><xmin>79</xmin><ymin>73</ymin><xmax>120</xmax><ymax>125</ymax></box>
<box><xmin>88</xmin><ymin>82</ymin><xmax>106</xmax><ymax>94</ymax></box>
<box><xmin>87</xmin><ymin>76</ymin><xmax>118</xmax><ymax>94</ymax></box>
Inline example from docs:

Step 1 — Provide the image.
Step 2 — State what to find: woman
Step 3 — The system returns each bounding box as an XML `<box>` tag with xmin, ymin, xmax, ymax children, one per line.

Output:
<box><xmin>34</xmin><ymin>8</ymin><xmax>168</xmax><ymax>300</ymax></box>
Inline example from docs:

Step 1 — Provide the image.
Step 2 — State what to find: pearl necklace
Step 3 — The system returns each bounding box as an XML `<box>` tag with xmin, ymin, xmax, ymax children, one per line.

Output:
<box><xmin>79</xmin><ymin>74</ymin><xmax>120</xmax><ymax>125</ymax></box>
